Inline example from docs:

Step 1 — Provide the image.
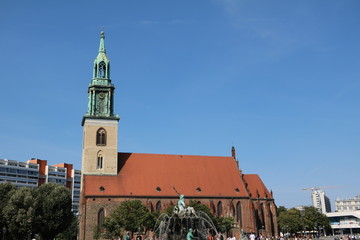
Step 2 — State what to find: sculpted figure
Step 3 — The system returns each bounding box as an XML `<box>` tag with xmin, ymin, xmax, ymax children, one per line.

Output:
<box><xmin>186</xmin><ymin>228</ymin><xmax>195</xmax><ymax>240</ymax></box>
<box><xmin>178</xmin><ymin>194</ymin><xmax>186</xmax><ymax>212</ymax></box>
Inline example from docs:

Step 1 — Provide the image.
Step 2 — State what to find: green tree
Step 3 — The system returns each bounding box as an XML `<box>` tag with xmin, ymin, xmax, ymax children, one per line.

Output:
<box><xmin>302</xmin><ymin>206</ymin><xmax>330</xmax><ymax>233</ymax></box>
<box><xmin>216</xmin><ymin>216</ymin><xmax>235</xmax><ymax>235</ymax></box>
<box><xmin>55</xmin><ymin>214</ymin><xmax>78</xmax><ymax>240</ymax></box>
<box><xmin>278</xmin><ymin>206</ymin><xmax>331</xmax><ymax>235</ymax></box>
<box><xmin>3</xmin><ymin>187</ymin><xmax>36</xmax><ymax>240</ymax></box>
<box><xmin>277</xmin><ymin>206</ymin><xmax>287</xmax><ymax>217</ymax></box>
<box><xmin>0</xmin><ymin>183</ymin><xmax>16</xmax><ymax>238</ymax></box>
<box><xmin>101</xmin><ymin>200</ymin><xmax>151</xmax><ymax>238</ymax></box>
<box><xmin>33</xmin><ymin>183</ymin><xmax>73</xmax><ymax>240</ymax></box>
<box><xmin>278</xmin><ymin>208</ymin><xmax>302</xmax><ymax>234</ymax></box>
<box><xmin>188</xmin><ymin>200</ymin><xmax>218</xmax><ymax>227</ymax></box>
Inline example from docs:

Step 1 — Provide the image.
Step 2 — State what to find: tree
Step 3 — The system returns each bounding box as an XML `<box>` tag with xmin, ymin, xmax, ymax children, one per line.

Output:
<box><xmin>302</xmin><ymin>206</ymin><xmax>330</xmax><ymax>233</ymax></box>
<box><xmin>55</xmin><ymin>214</ymin><xmax>78</xmax><ymax>240</ymax></box>
<box><xmin>101</xmin><ymin>200</ymin><xmax>151</xmax><ymax>238</ymax></box>
<box><xmin>3</xmin><ymin>187</ymin><xmax>36</xmax><ymax>240</ymax></box>
<box><xmin>0</xmin><ymin>183</ymin><xmax>16</xmax><ymax>238</ymax></box>
<box><xmin>278</xmin><ymin>206</ymin><xmax>331</xmax><ymax>235</ymax></box>
<box><xmin>187</xmin><ymin>201</ymin><xmax>234</xmax><ymax>235</ymax></box>
<box><xmin>216</xmin><ymin>216</ymin><xmax>235</xmax><ymax>235</ymax></box>
<box><xmin>33</xmin><ymin>183</ymin><xmax>73</xmax><ymax>240</ymax></box>
<box><xmin>277</xmin><ymin>206</ymin><xmax>287</xmax><ymax>217</ymax></box>
<box><xmin>278</xmin><ymin>208</ymin><xmax>302</xmax><ymax>234</ymax></box>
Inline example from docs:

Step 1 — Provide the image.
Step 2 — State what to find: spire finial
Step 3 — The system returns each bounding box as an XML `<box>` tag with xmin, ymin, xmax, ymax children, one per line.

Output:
<box><xmin>231</xmin><ymin>146</ymin><xmax>236</xmax><ymax>159</ymax></box>
<box><xmin>99</xmin><ymin>29</ymin><xmax>106</xmax><ymax>53</ymax></box>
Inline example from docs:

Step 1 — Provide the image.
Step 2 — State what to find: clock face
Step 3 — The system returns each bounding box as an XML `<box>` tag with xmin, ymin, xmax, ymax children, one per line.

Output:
<box><xmin>99</xmin><ymin>92</ymin><xmax>105</xmax><ymax>99</ymax></box>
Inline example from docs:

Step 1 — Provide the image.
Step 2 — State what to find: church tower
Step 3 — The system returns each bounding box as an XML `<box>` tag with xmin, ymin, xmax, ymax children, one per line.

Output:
<box><xmin>81</xmin><ymin>31</ymin><xmax>119</xmax><ymax>176</ymax></box>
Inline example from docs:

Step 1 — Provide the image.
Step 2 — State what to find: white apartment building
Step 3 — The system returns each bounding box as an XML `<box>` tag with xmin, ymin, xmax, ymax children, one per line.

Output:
<box><xmin>0</xmin><ymin>159</ymin><xmax>39</xmax><ymax>188</ymax></box>
<box><xmin>312</xmin><ymin>190</ymin><xmax>332</xmax><ymax>213</ymax></box>
<box><xmin>336</xmin><ymin>195</ymin><xmax>360</xmax><ymax>212</ymax></box>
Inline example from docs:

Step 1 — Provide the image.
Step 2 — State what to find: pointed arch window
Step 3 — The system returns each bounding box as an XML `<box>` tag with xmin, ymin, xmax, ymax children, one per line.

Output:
<box><xmin>236</xmin><ymin>201</ymin><xmax>242</xmax><ymax>226</ymax></box>
<box><xmin>97</xmin><ymin>151</ymin><xmax>103</xmax><ymax>169</ymax></box>
<box><xmin>98</xmin><ymin>208</ymin><xmax>105</xmax><ymax>226</ymax></box>
<box><xmin>156</xmin><ymin>201</ymin><xmax>162</xmax><ymax>212</ymax></box>
<box><xmin>98</xmin><ymin>61</ymin><xmax>106</xmax><ymax>78</ymax></box>
<box><xmin>217</xmin><ymin>201</ymin><xmax>223</xmax><ymax>217</ymax></box>
<box><xmin>96</xmin><ymin>128</ymin><xmax>107</xmax><ymax>146</ymax></box>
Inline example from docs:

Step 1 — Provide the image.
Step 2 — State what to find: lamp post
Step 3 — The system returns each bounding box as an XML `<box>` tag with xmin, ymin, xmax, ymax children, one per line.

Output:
<box><xmin>301</xmin><ymin>210</ymin><xmax>305</xmax><ymax>238</ymax></box>
<box><xmin>2</xmin><ymin>226</ymin><xmax>6</xmax><ymax>240</ymax></box>
<box><xmin>76</xmin><ymin>212</ymin><xmax>80</xmax><ymax>240</ymax></box>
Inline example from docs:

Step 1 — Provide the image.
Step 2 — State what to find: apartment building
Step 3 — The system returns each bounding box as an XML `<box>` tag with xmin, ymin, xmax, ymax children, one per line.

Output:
<box><xmin>336</xmin><ymin>195</ymin><xmax>360</xmax><ymax>212</ymax></box>
<box><xmin>0</xmin><ymin>158</ymin><xmax>81</xmax><ymax>213</ymax></box>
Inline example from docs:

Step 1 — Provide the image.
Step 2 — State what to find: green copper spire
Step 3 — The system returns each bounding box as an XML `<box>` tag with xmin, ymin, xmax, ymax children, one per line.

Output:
<box><xmin>98</xmin><ymin>31</ymin><xmax>106</xmax><ymax>53</ymax></box>
<box><xmin>82</xmin><ymin>31</ymin><xmax>119</xmax><ymax>126</ymax></box>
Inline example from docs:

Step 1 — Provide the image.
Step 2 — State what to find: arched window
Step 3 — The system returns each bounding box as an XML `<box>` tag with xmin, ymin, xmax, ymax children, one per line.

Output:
<box><xmin>156</xmin><ymin>201</ymin><xmax>162</xmax><ymax>212</ymax></box>
<box><xmin>230</xmin><ymin>203</ymin><xmax>235</xmax><ymax>217</ymax></box>
<box><xmin>149</xmin><ymin>202</ymin><xmax>154</xmax><ymax>212</ymax></box>
<box><xmin>94</xmin><ymin>65</ymin><xmax>98</xmax><ymax>78</ymax></box>
<box><xmin>236</xmin><ymin>201</ymin><xmax>242</xmax><ymax>226</ymax></box>
<box><xmin>217</xmin><ymin>201</ymin><xmax>223</xmax><ymax>217</ymax></box>
<box><xmin>210</xmin><ymin>201</ymin><xmax>216</xmax><ymax>215</ymax></box>
<box><xmin>96</xmin><ymin>128</ymin><xmax>106</xmax><ymax>146</ymax></box>
<box><xmin>97</xmin><ymin>151</ymin><xmax>103</xmax><ymax>169</ymax></box>
<box><xmin>98</xmin><ymin>61</ymin><xmax>106</xmax><ymax>78</ymax></box>
<box><xmin>98</xmin><ymin>208</ymin><xmax>105</xmax><ymax>226</ymax></box>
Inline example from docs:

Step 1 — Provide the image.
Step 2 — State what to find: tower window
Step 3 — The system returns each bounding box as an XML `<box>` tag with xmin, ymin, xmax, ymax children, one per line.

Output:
<box><xmin>98</xmin><ymin>61</ymin><xmax>106</xmax><ymax>78</ymax></box>
<box><xmin>97</xmin><ymin>151</ymin><xmax>103</xmax><ymax>169</ymax></box>
<box><xmin>96</xmin><ymin>128</ymin><xmax>106</xmax><ymax>146</ymax></box>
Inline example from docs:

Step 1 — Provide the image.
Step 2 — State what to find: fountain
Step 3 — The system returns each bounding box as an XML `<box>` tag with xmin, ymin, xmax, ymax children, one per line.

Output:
<box><xmin>154</xmin><ymin>194</ymin><xmax>218</xmax><ymax>240</ymax></box>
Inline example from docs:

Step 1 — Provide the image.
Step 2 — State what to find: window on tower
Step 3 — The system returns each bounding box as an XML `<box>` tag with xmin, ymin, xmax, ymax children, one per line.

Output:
<box><xmin>97</xmin><ymin>151</ymin><xmax>103</xmax><ymax>169</ymax></box>
<box><xmin>96</xmin><ymin>128</ymin><xmax>106</xmax><ymax>146</ymax></box>
<box><xmin>98</xmin><ymin>61</ymin><xmax>106</xmax><ymax>78</ymax></box>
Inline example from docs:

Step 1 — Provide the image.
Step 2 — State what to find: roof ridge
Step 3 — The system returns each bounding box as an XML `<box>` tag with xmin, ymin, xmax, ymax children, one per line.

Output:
<box><xmin>118</xmin><ymin>152</ymin><xmax>233</xmax><ymax>158</ymax></box>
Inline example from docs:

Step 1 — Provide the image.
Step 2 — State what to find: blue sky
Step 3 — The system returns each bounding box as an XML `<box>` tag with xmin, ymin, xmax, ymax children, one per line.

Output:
<box><xmin>1</xmin><ymin>0</ymin><xmax>359</xmax><ymax>209</ymax></box>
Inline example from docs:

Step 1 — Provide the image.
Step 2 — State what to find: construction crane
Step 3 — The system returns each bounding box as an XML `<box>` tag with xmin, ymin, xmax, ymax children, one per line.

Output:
<box><xmin>302</xmin><ymin>186</ymin><xmax>343</xmax><ymax>191</ymax></box>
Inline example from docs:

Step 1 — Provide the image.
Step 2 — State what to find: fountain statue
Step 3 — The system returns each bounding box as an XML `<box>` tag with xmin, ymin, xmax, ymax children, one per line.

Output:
<box><xmin>154</xmin><ymin>194</ymin><xmax>218</xmax><ymax>240</ymax></box>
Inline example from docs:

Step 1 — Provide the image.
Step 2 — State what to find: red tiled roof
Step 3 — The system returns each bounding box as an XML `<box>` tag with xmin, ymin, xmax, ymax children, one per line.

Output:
<box><xmin>242</xmin><ymin>174</ymin><xmax>272</xmax><ymax>199</ymax></box>
<box><xmin>84</xmin><ymin>152</ymin><xmax>248</xmax><ymax>198</ymax></box>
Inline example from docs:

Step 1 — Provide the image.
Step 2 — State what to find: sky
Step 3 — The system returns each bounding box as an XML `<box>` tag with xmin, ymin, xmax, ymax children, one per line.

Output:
<box><xmin>1</xmin><ymin>0</ymin><xmax>359</xmax><ymax>209</ymax></box>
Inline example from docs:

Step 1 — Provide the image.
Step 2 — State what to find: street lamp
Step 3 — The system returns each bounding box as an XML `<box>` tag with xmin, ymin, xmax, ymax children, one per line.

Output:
<box><xmin>76</xmin><ymin>212</ymin><xmax>81</xmax><ymax>240</ymax></box>
<box><xmin>2</xmin><ymin>226</ymin><xmax>6</xmax><ymax>240</ymax></box>
<box><xmin>301</xmin><ymin>210</ymin><xmax>305</xmax><ymax>237</ymax></box>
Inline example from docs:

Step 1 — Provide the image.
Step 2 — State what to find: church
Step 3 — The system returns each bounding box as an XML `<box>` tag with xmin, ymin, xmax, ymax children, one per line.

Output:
<box><xmin>79</xmin><ymin>32</ymin><xmax>278</xmax><ymax>240</ymax></box>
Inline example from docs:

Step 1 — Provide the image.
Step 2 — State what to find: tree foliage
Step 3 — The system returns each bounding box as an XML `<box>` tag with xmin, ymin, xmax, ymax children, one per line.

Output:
<box><xmin>100</xmin><ymin>200</ymin><xmax>152</xmax><ymax>239</ymax></box>
<box><xmin>3</xmin><ymin>187</ymin><xmax>36</xmax><ymax>240</ymax></box>
<box><xmin>278</xmin><ymin>206</ymin><xmax>330</xmax><ymax>235</ymax></box>
<box><xmin>34</xmin><ymin>183</ymin><xmax>73</xmax><ymax>240</ymax></box>
<box><xmin>0</xmin><ymin>182</ymin><xmax>16</xmax><ymax>237</ymax></box>
<box><xmin>0</xmin><ymin>183</ymin><xmax>74</xmax><ymax>240</ymax></box>
<box><xmin>55</xmin><ymin>214</ymin><xmax>78</xmax><ymax>240</ymax></box>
